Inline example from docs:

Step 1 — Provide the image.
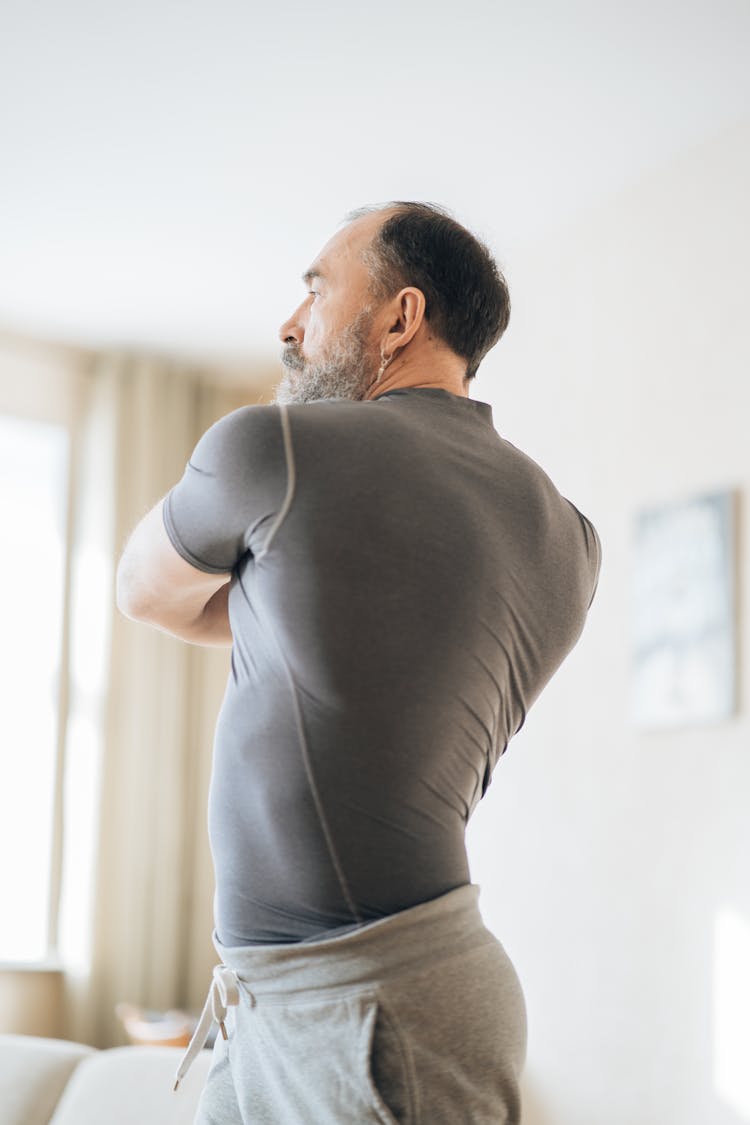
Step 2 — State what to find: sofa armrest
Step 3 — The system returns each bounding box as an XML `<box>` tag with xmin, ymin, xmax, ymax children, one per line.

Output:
<box><xmin>0</xmin><ymin>1033</ymin><xmax>95</xmax><ymax>1125</ymax></box>
<box><xmin>49</xmin><ymin>1044</ymin><xmax>213</xmax><ymax>1125</ymax></box>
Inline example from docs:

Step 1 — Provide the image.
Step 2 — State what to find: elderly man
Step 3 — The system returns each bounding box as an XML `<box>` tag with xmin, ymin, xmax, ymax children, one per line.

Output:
<box><xmin>116</xmin><ymin>200</ymin><xmax>601</xmax><ymax>1124</ymax></box>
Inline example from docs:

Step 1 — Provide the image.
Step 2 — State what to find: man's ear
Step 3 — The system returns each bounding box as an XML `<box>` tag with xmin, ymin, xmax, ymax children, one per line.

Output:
<box><xmin>386</xmin><ymin>287</ymin><xmax>426</xmax><ymax>353</ymax></box>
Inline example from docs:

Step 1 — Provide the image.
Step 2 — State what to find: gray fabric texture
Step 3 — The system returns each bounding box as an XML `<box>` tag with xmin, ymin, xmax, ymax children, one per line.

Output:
<box><xmin>192</xmin><ymin>882</ymin><xmax>527</xmax><ymax>1125</ymax></box>
<box><xmin>162</xmin><ymin>387</ymin><xmax>601</xmax><ymax>946</ymax></box>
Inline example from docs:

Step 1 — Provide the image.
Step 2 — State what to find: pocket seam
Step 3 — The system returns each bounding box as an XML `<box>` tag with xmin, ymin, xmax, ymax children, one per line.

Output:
<box><xmin>363</xmin><ymin>992</ymin><xmax>418</xmax><ymax>1125</ymax></box>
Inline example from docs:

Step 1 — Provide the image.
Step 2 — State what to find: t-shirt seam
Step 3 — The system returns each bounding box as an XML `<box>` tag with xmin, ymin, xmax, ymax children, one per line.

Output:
<box><xmin>256</xmin><ymin>404</ymin><xmax>296</xmax><ymax>559</ymax></box>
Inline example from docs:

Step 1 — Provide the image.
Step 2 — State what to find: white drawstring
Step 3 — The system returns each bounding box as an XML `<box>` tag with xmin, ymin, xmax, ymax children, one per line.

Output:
<box><xmin>173</xmin><ymin>964</ymin><xmax>241</xmax><ymax>1091</ymax></box>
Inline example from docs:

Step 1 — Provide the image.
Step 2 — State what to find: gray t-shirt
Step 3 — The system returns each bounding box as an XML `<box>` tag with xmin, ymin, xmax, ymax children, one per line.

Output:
<box><xmin>163</xmin><ymin>386</ymin><xmax>601</xmax><ymax>945</ymax></box>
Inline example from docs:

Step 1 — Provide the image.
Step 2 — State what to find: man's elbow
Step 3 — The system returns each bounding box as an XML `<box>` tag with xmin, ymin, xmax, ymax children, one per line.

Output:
<box><xmin>115</xmin><ymin>559</ymin><xmax>151</xmax><ymax>622</ymax></box>
<box><xmin>116</xmin><ymin>589</ymin><xmax>147</xmax><ymax>623</ymax></box>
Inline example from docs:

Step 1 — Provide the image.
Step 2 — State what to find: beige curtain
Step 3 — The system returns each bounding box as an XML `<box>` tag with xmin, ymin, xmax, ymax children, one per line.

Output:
<box><xmin>59</xmin><ymin>351</ymin><xmax>261</xmax><ymax>1047</ymax></box>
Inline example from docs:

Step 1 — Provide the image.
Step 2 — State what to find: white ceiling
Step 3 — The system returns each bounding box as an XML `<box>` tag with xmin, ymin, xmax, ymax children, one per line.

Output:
<box><xmin>1</xmin><ymin>0</ymin><xmax>749</xmax><ymax>374</ymax></box>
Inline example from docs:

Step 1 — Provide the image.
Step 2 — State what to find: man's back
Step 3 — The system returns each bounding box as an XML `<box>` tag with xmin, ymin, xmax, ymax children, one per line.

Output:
<box><xmin>163</xmin><ymin>385</ymin><xmax>601</xmax><ymax>946</ymax></box>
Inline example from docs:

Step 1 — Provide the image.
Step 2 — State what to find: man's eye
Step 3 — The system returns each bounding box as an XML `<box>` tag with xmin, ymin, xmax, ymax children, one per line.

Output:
<box><xmin>308</xmin><ymin>290</ymin><xmax>319</xmax><ymax>299</ymax></box>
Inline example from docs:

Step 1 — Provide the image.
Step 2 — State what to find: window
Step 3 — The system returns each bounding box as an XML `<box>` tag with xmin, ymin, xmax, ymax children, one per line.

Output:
<box><xmin>0</xmin><ymin>414</ymin><xmax>70</xmax><ymax>962</ymax></box>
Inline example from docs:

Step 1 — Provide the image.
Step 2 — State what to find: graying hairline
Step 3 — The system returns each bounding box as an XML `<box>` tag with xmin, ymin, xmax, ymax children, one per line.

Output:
<box><xmin>341</xmin><ymin>200</ymin><xmax>457</xmax><ymax>226</ymax></box>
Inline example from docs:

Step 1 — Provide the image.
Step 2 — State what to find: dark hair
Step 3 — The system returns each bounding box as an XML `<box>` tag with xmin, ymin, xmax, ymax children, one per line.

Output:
<box><xmin>342</xmin><ymin>201</ymin><xmax>510</xmax><ymax>381</ymax></box>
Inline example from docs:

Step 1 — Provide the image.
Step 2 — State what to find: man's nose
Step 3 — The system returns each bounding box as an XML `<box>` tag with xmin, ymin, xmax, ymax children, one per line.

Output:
<box><xmin>278</xmin><ymin>310</ymin><xmax>304</xmax><ymax>344</ymax></box>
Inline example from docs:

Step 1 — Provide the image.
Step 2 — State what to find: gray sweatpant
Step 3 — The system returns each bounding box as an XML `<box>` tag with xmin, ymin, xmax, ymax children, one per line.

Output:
<box><xmin>190</xmin><ymin>883</ymin><xmax>526</xmax><ymax>1124</ymax></box>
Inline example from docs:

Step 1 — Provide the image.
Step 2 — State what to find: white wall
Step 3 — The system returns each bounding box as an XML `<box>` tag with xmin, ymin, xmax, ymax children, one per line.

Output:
<box><xmin>466</xmin><ymin>116</ymin><xmax>750</xmax><ymax>1125</ymax></box>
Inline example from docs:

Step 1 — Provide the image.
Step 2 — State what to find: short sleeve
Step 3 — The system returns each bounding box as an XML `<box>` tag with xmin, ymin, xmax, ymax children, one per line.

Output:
<box><xmin>586</xmin><ymin>519</ymin><xmax>602</xmax><ymax>609</ymax></box>
<box><xmin>563</xmin><ymin>498</ymin><xmax>602</xmax><ymax>611</ymax></box>
<box><xmin>162</xmin><ymin>404</ymin><xmax>288</xmax><ymax>574</ymax></box>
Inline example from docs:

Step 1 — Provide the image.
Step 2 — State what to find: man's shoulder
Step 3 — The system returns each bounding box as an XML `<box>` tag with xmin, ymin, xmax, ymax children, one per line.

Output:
<box><xmin>186</xmin><ymin>403</ymin><xmax>287</xmax><ymax>482</ymax></box>
<box><xmin>196</xmin><ymin>399</ymin><xmax>385</xmax><ymax>474</ymax></box>
<box><xmin>202</xmin><ymin>402</ymin><xmax>286</xmax><ymax>448</ymax></box>
<box><xmin>278</xmin><ymin>397</ymin><xmax>397</xmax><ymax>441</ymax></box>
<box><xmin>208</xmin><ymin>402</ymin><xmax>283</xmax><ymax>436</ymax></box>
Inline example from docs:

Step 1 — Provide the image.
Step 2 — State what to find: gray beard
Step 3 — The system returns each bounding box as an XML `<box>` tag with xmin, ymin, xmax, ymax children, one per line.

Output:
<box><xmin>273</xmin><ymin>307</ymin><xmax>380</xmax><ymax>405</ymax></box>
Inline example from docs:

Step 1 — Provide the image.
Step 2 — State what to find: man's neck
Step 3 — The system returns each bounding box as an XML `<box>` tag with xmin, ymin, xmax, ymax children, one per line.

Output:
<box><xmin>365</xmin><ymin>360</ymin><xmax>469</xmax><ymax>401</ymax></box>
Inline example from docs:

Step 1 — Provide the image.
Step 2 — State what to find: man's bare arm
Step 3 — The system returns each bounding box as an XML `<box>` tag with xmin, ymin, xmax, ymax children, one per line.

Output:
<box><xmin>124</xmin><ymin>580</ymin><xmax>233</xmax><ymax>648</ymax></box>
<box><xmin>116</xmin><ymin>497</ymin><xmax>234</xmax><ymax>647</ymax></box>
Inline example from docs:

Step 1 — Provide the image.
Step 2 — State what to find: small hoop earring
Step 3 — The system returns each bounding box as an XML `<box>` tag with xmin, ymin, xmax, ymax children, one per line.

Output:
<box><xmin>374</xmin><ymin>351</ymin><xmax>390</xmax><ymax>386</ymax></box>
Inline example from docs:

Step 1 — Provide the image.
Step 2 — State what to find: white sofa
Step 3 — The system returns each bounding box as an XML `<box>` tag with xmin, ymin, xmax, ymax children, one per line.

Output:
<box><xmin>0</xmin><ymin>1034</ymin><xmax>212</xmax><ymax>1124</ymax></box>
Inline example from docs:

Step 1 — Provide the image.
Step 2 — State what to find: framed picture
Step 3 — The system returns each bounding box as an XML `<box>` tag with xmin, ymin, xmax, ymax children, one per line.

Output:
<box><xmin>630</xmin><ymin>488</ymin><xmax>738</xmax><ymax>729</ymax></box>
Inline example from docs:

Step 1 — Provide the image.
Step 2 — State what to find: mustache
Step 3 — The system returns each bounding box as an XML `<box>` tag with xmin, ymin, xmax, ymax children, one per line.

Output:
<box><xmin>280</xmin><ymin>344</ymin><xmax>305</xmax><ymax>371</ymax></box>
